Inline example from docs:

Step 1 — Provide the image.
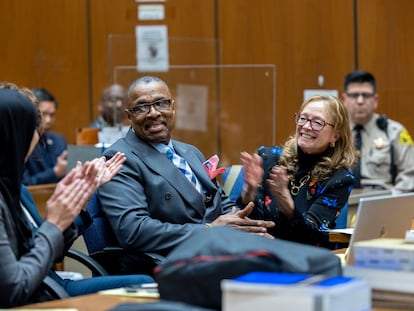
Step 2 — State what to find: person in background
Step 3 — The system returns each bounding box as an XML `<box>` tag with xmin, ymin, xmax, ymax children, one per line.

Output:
<box><xmin>97</xmin><ymin>76</ymin><xmax>275</xmax><ymax>275</ymax></box>
<box><xmin>89</xmin><ymin>83</ymin><xmax>127</xmax><ymax>129</ymax></box>
<box><xmin>89</xmin><ymin>84</ymin><xmax>129</xmax><ymax>146</ymax></box>
<box><xmin>240</xmin><ymin>95</ymin><xmax>357</xmax><ymax>248</ymax></box>
<box><xmin>0</xmin><ymin>82</ymin><xmax>153</xmax><ymax>308</ymax></box>
<box><xmin>341</xmin><ymin>70</ymin><xmax>414</xmax><ymax>193</ymax></box>
<box><xmin>22</xmin><ymin>88</ymin><xmax>67</xmax><ymax>185</ymax></box>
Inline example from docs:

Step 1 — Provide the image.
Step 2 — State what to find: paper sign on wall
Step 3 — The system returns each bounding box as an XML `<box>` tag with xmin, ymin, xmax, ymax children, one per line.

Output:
<box><xmin>175</xmin><ymin>84</ymin><xmax>208</xmax><ymax>132</ymax></box>
<box><xmin>138</xmin><ymin>5</ymin><xmax>165</xmax><ymax>20</ymax></box>
<box><xmin>135</xmin><ymin>25</ymin><xmax>169</xmax><ymax>72</ymax></box>
<box><xmin>303</xmin><ymin>89</ymin><xmax>338</xmax><ymax>101</ymax></box>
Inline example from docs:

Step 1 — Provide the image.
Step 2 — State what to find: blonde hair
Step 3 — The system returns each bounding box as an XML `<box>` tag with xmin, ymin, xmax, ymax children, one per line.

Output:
<box><xmin>279</xmin><ymin>95</ymin><xmax>357</xmax><ymax>181</ymax></box>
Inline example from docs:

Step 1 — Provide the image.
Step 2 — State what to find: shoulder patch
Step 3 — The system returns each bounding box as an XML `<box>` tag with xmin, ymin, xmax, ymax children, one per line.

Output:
<box><xmin>399</xmin><ymin>129</ymin><xmax>414</xmax><ymax>146</ymax></box>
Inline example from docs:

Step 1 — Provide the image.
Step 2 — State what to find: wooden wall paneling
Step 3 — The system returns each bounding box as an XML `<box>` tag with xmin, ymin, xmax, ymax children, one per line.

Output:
<box><xmin>357</xmin><ymin>0</ymin><xmax>414</xmax><ymax>135</ymax></box>
<box><xmin>87</xmin><ymin>0</ymin><xmax>222</xmax><ymax>160</ymax></box>
<box><xmin>219</xmin><ymin>65</ymin><xmax>276</xmax><ymax>166</ymax></box>
<box><xmin>88</xmin><ymin>0</ymin><xmax>217</xmax><ymax>124</ymax></box>
<box><xmin>110</xmin><ymin>66</ymin><xmax>220</xmax><ymax>159</ymax></box>
<box><xmin>88</xmin><ymin>0</ymin><xmax>137</xmax><ymax>120</ymax></box>
<box><xmin>169</xmin><ymin>68</ymin><xmax>219</xmax><ymax>159</ymax></box>
<box><xmin>0</xmin><ymin>0</ymin><xmax>90</xmax><ymax>144</ymax></box>
<box><xmin>218</xmin><ymin>0</ymin><xmax>355</xmax><ymax>153</ymax></box>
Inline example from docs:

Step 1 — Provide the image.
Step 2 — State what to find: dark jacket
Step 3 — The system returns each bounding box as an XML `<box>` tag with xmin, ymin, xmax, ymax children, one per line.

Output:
<box><xmin>98</xmin><ymin>128</ymin><xmax>236</xmax><ymax>268</ymax></box>
<box><xmin>251</xmin><ymin>146</ymin><xmax>353</xmax><ymax>248</ymax></box>
<box><xmin>23</xmin><ymin>132</ymin><xmax>67</xmax><ymax>185</ymax></box>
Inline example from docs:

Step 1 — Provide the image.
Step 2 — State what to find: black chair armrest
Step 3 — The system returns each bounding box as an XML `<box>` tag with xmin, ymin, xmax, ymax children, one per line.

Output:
<box><xmin>102</xmin><ymin>246</ymin><xmax>124</xmax><ymax>253</ymax></box>
<box><xmin>42</xmin><ymin>275</ymin><xmax>69</xmax><ymax>299</ymax></box>
<box><xmin>66</xmin><ymin>248</ymin><xmax>109</xmax><ymax>276</ymax></box>
<box><xmin>88</xmin><ymin>247</ymin><xmax>125</xmax><ymax>275</ymax></box>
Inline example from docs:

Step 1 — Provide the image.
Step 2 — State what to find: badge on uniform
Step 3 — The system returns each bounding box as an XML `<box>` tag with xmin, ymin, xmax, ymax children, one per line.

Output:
<box><xmin>399</xmin><ymin>129</ymin><xmax>414</xmax><ymax>146</ymax></box>
<box><xmin>373</xmin><ymin>137</ymin><xmax>387</xmax><ymax>149</ymax></box>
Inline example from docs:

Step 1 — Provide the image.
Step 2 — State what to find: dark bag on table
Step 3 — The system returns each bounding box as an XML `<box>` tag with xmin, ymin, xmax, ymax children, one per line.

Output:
<box><xmin>154</xmin><ymin>226</ymin><xmax>342</xmax><ymax>310</ymax></box>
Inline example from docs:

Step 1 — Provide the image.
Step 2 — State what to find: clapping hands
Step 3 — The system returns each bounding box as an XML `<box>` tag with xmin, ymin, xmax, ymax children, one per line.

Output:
<box><xmin>46</xmin><ymin>152</ymin><xmax>126</xmax><ymax>232</ymax></box>
<box><xmin>91</xmin><ymin>151</ymin><xmax>127</xmax><ymax>187</ymax></box>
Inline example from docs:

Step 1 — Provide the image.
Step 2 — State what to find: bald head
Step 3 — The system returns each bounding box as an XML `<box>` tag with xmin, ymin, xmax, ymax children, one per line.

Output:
<box><xmin>99</xmin><ymin>84</ymin><xmax>127</xmax><ymax>126</ymax></box>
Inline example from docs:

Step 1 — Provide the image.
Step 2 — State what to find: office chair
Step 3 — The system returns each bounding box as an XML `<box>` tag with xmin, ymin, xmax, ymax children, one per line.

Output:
<box><xmin>42</xmin><ymin>275</ymin><xmax>70</xmax><ymax>299</ymax></box>
<box><xmin>40</xmin><ymin>249</ymin><xmax>110</xmax><ymax>301</ymax></box>
<box><xmin>66</xmin><ymin>248</ymin><xmax>108</xmax><ymax>276</ymax></box>
<box><xmin>82</xmin><ymin>192</ymin><xmax>125</xmax><ymax>275</ymax></box>
<box><xmin>335</xmin><ymin>203</ymin><xmax>349</xmax><ymax>229</ymax></box>
<box><xmin>22</xmin><ymin>185</ymin><xmax>109</xmax><ymax>279</ymax></box>
<box><xmin>83</xmin><ymin>192</ymin><xmax>168</xmax><ymax>276</ymax></box>
<box><xmin>76</xmin><ymin>128</ymin><xmax>99</xmax><ymax>145</ymax></box>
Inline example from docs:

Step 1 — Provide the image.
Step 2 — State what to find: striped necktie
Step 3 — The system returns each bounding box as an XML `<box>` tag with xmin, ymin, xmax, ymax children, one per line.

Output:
<box><xmin>163</xmin><ymin>146</ymin><xmax>202</xmax><ymax>193</ymax></box>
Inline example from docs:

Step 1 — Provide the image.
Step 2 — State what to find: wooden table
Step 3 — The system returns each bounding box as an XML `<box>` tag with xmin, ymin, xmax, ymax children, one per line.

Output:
<box><xmin>26</xmin><ymin>183</ymin><xmax>57</xmax><ymax>219</ymax></box>
<box><xmin>329</xmin><ymin>230</ymin><xmax>352</xmax><ymax>244</ymax></box>
<box><xmin>16</xmin><ymin>294</ymin><xmax>157</xmax><ymax>310</ymax></box>
<box><xmin>13</xmin><ymin>292</ymin><xmax>413</xmax><ymax>311</ymax></box>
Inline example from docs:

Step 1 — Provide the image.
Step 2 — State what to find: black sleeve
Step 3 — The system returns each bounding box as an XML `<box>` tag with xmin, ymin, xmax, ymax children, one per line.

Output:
<box><xmin>250</xmin><ymin>146</ymin><xmax>282</xmax><ymax>220</ymax></box>
<box><xmin>287</xmin><ymin>169</ymin><xmax>354</xmax><ymax>247</ymax></box>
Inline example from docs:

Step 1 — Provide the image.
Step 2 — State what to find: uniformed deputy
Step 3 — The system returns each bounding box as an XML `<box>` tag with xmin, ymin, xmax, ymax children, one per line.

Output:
<box><xmin>342</xmin><ymin>70</ymin><xmax>414</xmax><ymax>193</ymax></box>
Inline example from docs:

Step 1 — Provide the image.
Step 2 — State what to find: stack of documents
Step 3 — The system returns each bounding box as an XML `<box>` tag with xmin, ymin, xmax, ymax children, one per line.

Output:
<box><xmin>344</xmin><ymin>238</ymin><xmax>414</xmax><ymax>308</ymax></box>
<box><xmin>221</xmin><ymin>272</ymin><xmax>370</xmax><ymax>311</ymax></box>
<box><xmin>353</xmin><ymin>238</ymin><xmax>414</xmax><ymax>271</ymax></box>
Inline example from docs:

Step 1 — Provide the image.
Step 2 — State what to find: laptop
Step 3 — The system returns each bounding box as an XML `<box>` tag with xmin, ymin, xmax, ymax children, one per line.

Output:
<box><xmin>345</xmin><ymin>192</ymin><xmax>414</xmax><ymax>265</ymax></box>
<box><xmin>67</xmin><ymin>144</ymin><xmax>103</xmax><ymax>171</ymax></box>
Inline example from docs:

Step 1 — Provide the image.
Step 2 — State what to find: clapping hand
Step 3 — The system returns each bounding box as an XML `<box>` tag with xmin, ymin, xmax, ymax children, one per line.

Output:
<box><xmin>46</xmin><ymin>152</ymin><xmax>126</xmax><ymax>231</ymax></box>
<box><xmin>240</xmin><ymin>152</ymin><xmax>263</xmax><ymax>203</ymax></box>
<box><xmin>54</xmin><ymin>152</ymin><xmax>126</xmax><ymax>194</ymax></box>
<box><xmin>94</xmin><ymin>152</ymin><xmax>126</xmax><ymax>186</ymax></box>
<box><xmin>267</xmin><ymin>165</ymin><xmax>294</xmax><ymax>218</ymax></box>
<box><xmin>240</xmin><ymin>152</ymin><xmax>263</xmax><ymax>189</ymax></box>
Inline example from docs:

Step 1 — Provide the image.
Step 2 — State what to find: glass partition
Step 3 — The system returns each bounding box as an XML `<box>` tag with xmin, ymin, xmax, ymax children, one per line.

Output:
<box><xmin>107</xmin><ymin>34</ymin><xmax>275</xmax><ymax>165</ymax></box>
<box><xmin>114</xmin><ymin>64</ymin><xmax>276</xmax><ymax>166</ymax></box>
<box><xmin>107</xmin><ymin>35</ymin><xmax>220</xmax><ymax>84</ymax></box>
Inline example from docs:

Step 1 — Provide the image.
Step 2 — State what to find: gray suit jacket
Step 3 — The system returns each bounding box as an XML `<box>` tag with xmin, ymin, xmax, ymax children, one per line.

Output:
<box><xmin>98</xmin><ymin>128</ymin><xmax>236</xmax><ymax>263</ymax></box>
<box><xmin>0</xmin><ymin>193</ymin><xmax>64</xmax><ymax>307</ymax></box>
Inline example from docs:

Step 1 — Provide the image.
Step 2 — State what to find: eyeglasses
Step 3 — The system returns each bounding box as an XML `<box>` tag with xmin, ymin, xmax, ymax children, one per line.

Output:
<box><xmin>103</xmin><ymin>96</ymin><xmax>124</xmax><ymax>103</ymax></box>
<box><xmin>126</xmin><ymin>99</ymin><xmax>173</xmax><ymax>115</ymax></box>
<box><xmin>295</xmin><ymin>114</ymin><xmax>335</xmax><ymax>131</ymax></box>
<box><xmin>346</xmin><ymin>92</ymin><xmax>375</xmax><ymax>99</ymax></box>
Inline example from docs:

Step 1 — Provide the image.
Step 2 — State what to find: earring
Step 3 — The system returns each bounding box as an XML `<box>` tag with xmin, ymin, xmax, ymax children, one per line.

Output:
<box><xmin>330</xmin><ymin>142</ymin><xmax>335</xmax><ymax>148</ymax></box>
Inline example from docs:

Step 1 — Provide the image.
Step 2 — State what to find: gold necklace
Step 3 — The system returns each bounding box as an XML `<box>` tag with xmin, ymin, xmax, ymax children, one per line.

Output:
<box><xmin>290</xmin><ymin>174</ymin><xmax>311</xmax><ymax>196</ymax></box>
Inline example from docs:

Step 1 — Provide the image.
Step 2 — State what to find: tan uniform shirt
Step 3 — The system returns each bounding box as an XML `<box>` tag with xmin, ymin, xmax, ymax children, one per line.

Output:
<box><xmin>352</xmin><ymin>113</ymin><xmax>414</xmax><ymax>193</ymax></box>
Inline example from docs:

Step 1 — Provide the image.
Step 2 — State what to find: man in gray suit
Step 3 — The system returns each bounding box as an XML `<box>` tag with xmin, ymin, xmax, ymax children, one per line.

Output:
<box><xmin>97</xmin><ymin>76</ymin><xmax>274</xmax><ymax>274</ymax></box>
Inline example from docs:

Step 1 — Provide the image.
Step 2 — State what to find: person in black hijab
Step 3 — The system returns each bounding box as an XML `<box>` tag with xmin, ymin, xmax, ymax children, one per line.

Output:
<box><xmin>0</xmin><ymin>83</ymin><xmax>153</xmax><ymax>308</ymax></box>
